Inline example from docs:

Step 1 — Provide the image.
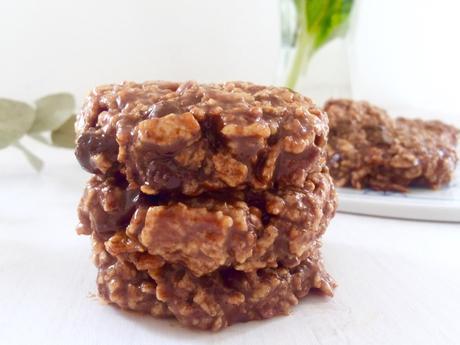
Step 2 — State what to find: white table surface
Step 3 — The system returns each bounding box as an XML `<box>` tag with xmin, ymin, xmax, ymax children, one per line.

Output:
<box><xmin>1</xmin><ymin>143</ymin><xmax>459</xmax><ymax>345</ymax></box>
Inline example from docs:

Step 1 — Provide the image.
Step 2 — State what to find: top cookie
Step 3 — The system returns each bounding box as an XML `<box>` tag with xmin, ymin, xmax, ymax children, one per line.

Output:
<box><xmin>326</xmin><ymin>99</ymin><xmax>458</xmax><ymax>191</ymax></box>
<box><xmin>76</xmin><ymin>81</ymin><xmax>329</xmax><ymax>195</ymax></box>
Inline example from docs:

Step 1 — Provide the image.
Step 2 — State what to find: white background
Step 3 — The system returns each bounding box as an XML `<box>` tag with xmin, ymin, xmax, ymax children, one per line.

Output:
<box><xmin>348</xmin><ymin>0</ymin><xmax>460</xmax><ymax>124</ymax></box>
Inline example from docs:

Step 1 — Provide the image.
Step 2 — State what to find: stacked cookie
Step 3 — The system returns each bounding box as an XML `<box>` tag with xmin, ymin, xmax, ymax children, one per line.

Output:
<box><xmin>75</xmin><ymin>81</ymin><xmax>337</xmax><ymax>330</ymax></box>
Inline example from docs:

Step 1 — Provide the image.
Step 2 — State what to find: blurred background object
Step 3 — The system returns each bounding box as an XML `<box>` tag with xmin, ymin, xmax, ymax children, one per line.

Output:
<box><xmin>281</xmin><ymin>0</ymin><xmax>460</xmax><ymax>127</ymax></box>
<box><xmin>279</xmin><ymin>0</ymin><xmax>354</xmax><ymax>104</ymax></box>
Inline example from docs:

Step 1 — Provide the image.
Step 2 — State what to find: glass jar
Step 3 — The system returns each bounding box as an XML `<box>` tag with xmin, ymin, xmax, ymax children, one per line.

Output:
<box><xmin>278</xmin><ymin>0</ymin><xmax>352</xmax><ymax>106</ymax></box>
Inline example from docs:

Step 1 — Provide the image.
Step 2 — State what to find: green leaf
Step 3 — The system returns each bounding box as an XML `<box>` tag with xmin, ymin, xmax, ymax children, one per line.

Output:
<box><xmin>305</xmin><ymin>0</ymin><xmax>354</xmax><ymax>50</ymax></box>
<box><xmin>51</xmin><ymin>114</ymin><xmax>76</xmax><ymax>148</ymax></box>
<box><xmin>29</xmin><ymin>93</ymin><xmax>75</xmax><ymax>133</ymax></box>
<box><xmin>0</xmin><ymin>98</ymin><xmax>35</xmax><ymax>149</ymax></box>
<box><xmin>13</xmin><ymin>142</ymin><xmax>44</xmax><ymax>171</ymax></box>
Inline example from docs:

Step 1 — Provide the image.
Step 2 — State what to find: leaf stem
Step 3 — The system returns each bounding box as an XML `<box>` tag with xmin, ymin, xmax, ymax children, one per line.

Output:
<box><xmin>285</xmin><ymin>29</ymin><xmax>313</xmax><ymax>89</ymax></box>
<box><xmin>284</xmin><ymin>0</ymin><xmax>314</xmax><ymax>89</ymax></box>
<box><xmin>29</xmin><ymin>133</ymin><xmax>51</xmax><ymax>146</ymax></box>
<box><xmin>13</xmin><ymin>142</ymin><xmax>44</xmax><ymax>171</ymax></box>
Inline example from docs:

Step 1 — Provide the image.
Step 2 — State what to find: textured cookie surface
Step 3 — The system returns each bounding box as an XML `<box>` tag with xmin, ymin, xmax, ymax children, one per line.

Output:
<box><xmin>93</xmin><ymin>233</ymin><xmax>335</xmax><ymax>331</ymax></box>
<box><xmin>78</xmin><ymin>174</ymin><xmax>336</xmax><ymax>276</ymax></box>
<box><xmin>75</xmin><ymin>81</ymin><xmax>329</xmax><ymax>196</ymax></box>
<box><xmin>326</xmin><ymin>99</ymin><xmax>458</xmax><ymax>191</ymax></box>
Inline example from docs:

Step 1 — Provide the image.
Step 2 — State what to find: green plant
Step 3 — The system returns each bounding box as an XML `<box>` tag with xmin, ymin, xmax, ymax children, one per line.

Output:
<box><xmin>285</xmin><ymin>0</ymin><xmax>354</xmax><ymax>89</ymax></box>
<box><xmin>0</xmin><ymin>93</ymin><xmax>76</xmax><ymax>170</ymax></box>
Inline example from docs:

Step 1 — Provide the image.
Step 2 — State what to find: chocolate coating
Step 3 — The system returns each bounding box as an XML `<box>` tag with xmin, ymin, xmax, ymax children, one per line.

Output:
<box><xmin>76</xmin><ymin>81</ymin><xmax>329</xmax><ymax>196</ymax></box>
<box><xmin>93</xmin><ymin>233</ymin><xmax>335</xmax><ymax>331</ymax></box>
<box><xmin>326</xmin><ymin>99</ymin><xmax>458</xmax><ymax>191</ymax></box>
<box><xmin>78</xmin><ymin>172</ymin><xmax>336</xmax><ymax>276</ymax></box>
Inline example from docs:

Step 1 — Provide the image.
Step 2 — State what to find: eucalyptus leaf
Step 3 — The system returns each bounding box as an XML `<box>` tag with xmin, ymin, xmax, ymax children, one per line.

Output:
<box><xmin>13</xmin><ymin>142</ymin><xmax>44</xmax><ymax>171</ymax></box>
<box><xmin>51</xmin><ymin>114</ymin><xmax>76</xmax><ymax>148</ymax></box>
<box><xmin>29</xmin><ymin>93</ymin><xmax>75</xmax><ymax>133</ymax></box>
<box><xmin>0</xmin><ymin>98</ymin><xmax>35</xmax><ymax>149</ymax></box>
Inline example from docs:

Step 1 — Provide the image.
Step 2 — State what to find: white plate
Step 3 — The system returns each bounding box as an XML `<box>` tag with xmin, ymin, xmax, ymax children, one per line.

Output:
<box><xmin>337</xmin><ymin>168</ymin><xmax>460</xmax><ymax>222</ymax></box>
